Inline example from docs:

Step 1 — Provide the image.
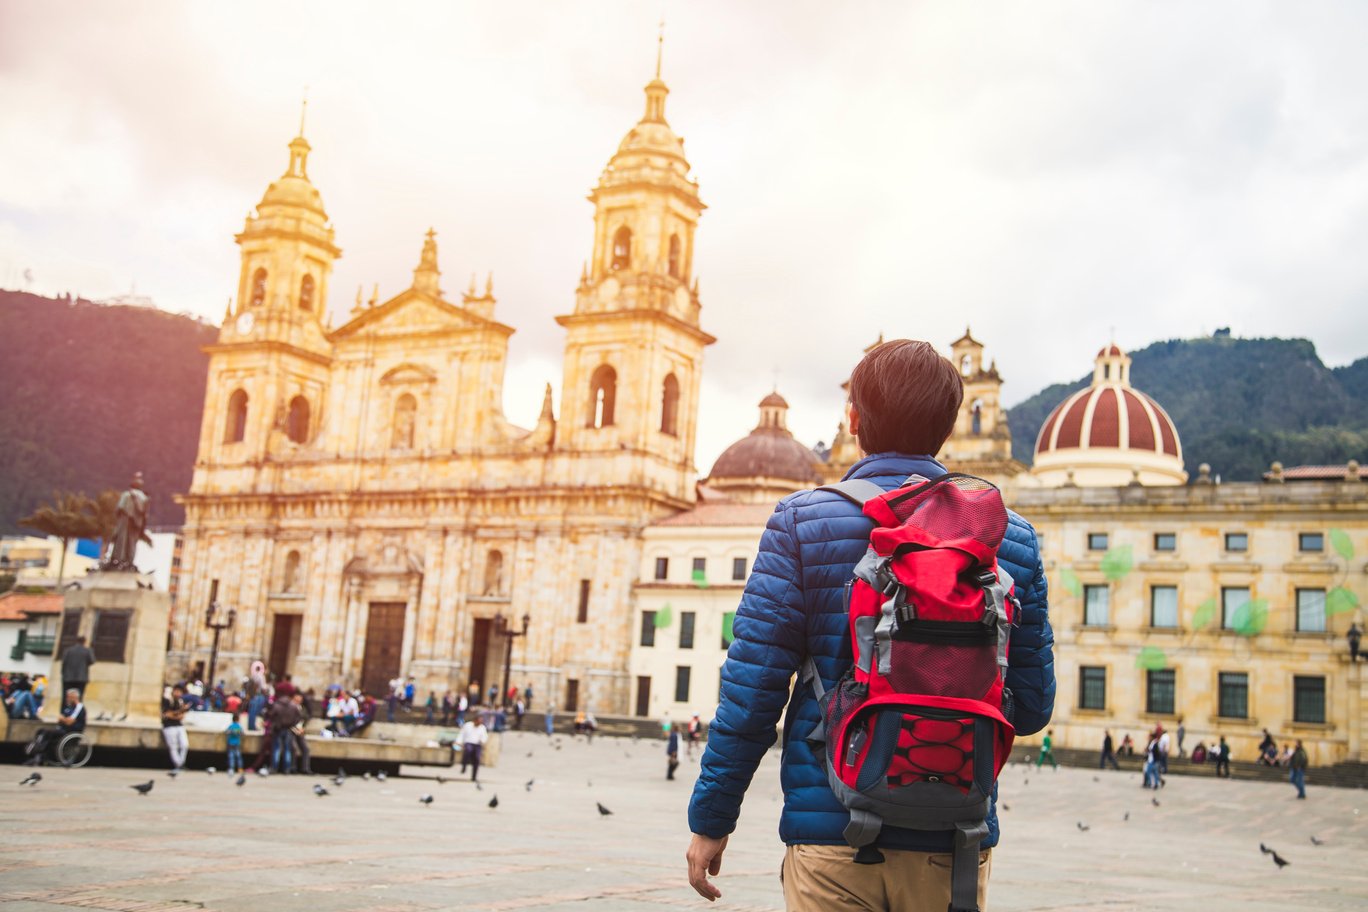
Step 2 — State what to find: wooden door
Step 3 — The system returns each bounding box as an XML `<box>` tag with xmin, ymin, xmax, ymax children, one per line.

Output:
<box><xmin>267</xmin><ymin>614</ymin><xmax>300</xmax><ymax>680</ymax></box>
<box><xmin>635</xmin><ymin>676</ymin><xmax>651</xmax><ymax>717</ymax></box>
<box><xmin>565</xmin><ymin>678</ymin><xmax>580</xmax><ymax>713</ymax></box>
<box><xmin>469</xmin><ymin>618</ymin><xmax>492</xmax><ymax>696</ymax></box>
<box><xmin>361</xmin><ymin>602</ymin><xmax>406</xmax><ymax>697</ymax></box>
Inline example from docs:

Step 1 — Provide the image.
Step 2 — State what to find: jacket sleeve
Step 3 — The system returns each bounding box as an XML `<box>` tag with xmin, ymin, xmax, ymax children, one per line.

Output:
<box><xmin>1005</xmin><ymin>532</ymin><xmax>1055</xmax><ymax>737</ymax></box>
<box><xmin>688</xmin><ymin>503</ymin><xmax>806</xmax><ymax>839</ymax></box>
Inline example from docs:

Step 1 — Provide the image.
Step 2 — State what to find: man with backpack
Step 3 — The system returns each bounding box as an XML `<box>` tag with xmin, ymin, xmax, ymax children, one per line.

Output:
<box><xmin>686</xmin><ymin>340</ymin><xmax>1054</xmax><ymax>912</ymax></box>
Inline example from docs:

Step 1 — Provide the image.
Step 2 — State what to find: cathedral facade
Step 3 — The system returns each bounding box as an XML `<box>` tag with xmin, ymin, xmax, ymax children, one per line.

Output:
<box><xmin>171</xmin><ymin>67</ymin><xmax>712</xmax><ymax>713</ymax></box>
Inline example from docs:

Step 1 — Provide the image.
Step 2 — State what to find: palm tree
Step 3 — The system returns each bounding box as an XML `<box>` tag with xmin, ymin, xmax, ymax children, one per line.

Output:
<box><xmin>19</xmin><ymin>491</ymin><xmax>100</xmax><ymax>589</ymax></box>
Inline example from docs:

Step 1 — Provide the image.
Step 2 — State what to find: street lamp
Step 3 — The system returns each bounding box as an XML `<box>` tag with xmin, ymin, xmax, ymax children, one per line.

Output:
<box><xmin>205</xmin><ymin>579</ymin><xmax>237</xmax><ymax>700</ymax></box>
<box><xmin>492</xmin><ymin>610</ymin><xmax>531</xmax><ymax>707</ymax></box>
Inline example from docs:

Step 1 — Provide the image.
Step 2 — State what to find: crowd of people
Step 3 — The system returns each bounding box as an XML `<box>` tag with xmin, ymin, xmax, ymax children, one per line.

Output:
<box><xmin>2</xmin><ymin>671</ymin><xmax>48</xmax><ymax>719</ymax></box>
<box><xmin>1096</xmin><ymin>720</ymin><xmax>1310</xmax><ymax>797</ymax></box>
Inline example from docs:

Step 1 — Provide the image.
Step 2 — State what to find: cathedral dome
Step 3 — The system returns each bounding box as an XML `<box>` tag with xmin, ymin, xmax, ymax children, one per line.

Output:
<box><xmin>258</xmin><ymin>136</ymin><xmax>328</xmax><ymax>219</ymax></box>
<box><xmin>1031</xmin><ymin>344</ymin><xmax>1186</xmax><ymax>487</ymax></box>
<box><xmin>706</xmin><ymin>393</ymin><xmax>821</xmax><ymax>503</ymax></box>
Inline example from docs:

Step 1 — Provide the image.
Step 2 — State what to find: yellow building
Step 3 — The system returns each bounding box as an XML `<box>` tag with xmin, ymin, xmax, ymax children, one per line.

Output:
<box><xmin>173</xmin><ymin>61</ymin><xmax>713</xmax><ymax>713</ymax></box>
<box><xmin>630</xmin><ymin>337</ymin><xmax>1368</xmax><ymax>766</ymax></box>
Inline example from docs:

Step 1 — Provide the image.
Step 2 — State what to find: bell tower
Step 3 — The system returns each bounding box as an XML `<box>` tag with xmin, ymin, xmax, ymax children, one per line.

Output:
<box><xmin>555</xmin><ymin>38</ymin><xmax>714</xmax><ymax>503</ymax></box>
<box><xmin>197</xmin><ymin>112</ymin><xmax>338</xmax><ymax>468</ymax></box>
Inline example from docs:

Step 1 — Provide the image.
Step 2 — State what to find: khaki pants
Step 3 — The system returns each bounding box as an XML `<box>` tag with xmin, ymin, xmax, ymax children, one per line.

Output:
<box><xmin>781</xmin><ymin>844</ymin><xmax>991</xmax><ymax>911</ymax></box>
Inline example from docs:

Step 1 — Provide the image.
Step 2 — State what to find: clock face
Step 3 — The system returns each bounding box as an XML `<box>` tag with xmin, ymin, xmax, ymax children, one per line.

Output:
<box><xmin>235</xmin><ymin>312</ymin><xmax>255</xmax><ymax>334</ymax></box>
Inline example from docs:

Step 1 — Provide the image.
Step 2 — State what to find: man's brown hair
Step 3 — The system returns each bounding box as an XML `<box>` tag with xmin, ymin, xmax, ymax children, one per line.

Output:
<box><xmin>848</xmin><ymin>339</ymin><xmax>964</xmax><ymax>456</ymax></box>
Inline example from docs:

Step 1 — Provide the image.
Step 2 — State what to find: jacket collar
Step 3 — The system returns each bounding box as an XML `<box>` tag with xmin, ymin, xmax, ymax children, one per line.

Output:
<box><xmin>841</xmin><ymin>452</ymin><xmax>948</xmax><ymax>483</ymax></box>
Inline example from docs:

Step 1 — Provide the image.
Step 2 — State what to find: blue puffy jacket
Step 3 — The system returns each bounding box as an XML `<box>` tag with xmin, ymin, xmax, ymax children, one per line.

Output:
<box><xmin>688</xmin><ymin>453</ymin><xmax>1055</xmax><ymax>850</ymax></box>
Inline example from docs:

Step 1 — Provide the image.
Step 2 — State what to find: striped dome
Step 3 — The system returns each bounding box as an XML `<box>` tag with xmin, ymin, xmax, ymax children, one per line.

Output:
<box><xmin>1031</xmin><ymin>344</ymin><xmax>1186</xmax><ymax>487</ymax></box>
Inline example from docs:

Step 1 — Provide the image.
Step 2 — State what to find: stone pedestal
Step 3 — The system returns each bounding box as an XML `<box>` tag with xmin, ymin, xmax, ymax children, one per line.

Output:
<box><xmin>50</xmin><ymin>572</ymin><xmax>169</xmax><ymax>722</ymax></box>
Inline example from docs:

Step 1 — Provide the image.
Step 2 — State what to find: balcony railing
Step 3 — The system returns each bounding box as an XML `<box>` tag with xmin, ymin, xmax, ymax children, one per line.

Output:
<box><xmin>9</xmin><ymin>631</ymin><xmax>55</xmax><ymax>660</ymax></box>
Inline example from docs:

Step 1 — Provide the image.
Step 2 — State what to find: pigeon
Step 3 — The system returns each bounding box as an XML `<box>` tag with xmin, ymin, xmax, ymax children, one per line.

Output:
<box><xmin>1001</xmin><ymin>803</ymin><xmax>1011</xmax><ymax>812</ymax></box>
<box><xmin>476</xmin><ymin>781</ymin><xmax>483</xmax><ymax>791</ymax></box>
<box><xmin>95</xmin><ymin>711</ymin><xmax>109</xmax><ymax>721</ymax></box>
<box><xmin>362</xmin><ymin>772</ymin><xmax>371</xmax><ymax>781</ymax></box>
<box><xmin>236</xmin><ymin>774</ymin><xmax>246</xmax><ymax>787</ymax></box>
<box><xmin>419</xmin><ymin>794</ymin><xmax>434</xmax><ymax>805</ymax></box>
<box><xmin>597</xmin><ymin>802</ymin><xmax>613</xmax><ymax>817</ymax></box>
<box><xmin>525</xmin><ymin>778</ymin><xmax>535</xmax><ymax>792</ymax></box>
<box><xmin>375</xmin><ymin>771</ymin><xmax>387</xmax><ymax>782</ymax></box>
<box><xmin>527</xmin><ymin>751</ymin><xmax>534</xmax><ymax>758</ymax></box>
<box><xmin>332</xmin><ymin>774</ymin><xmax>346</xmax><ymax>788</ymax></box>
<box><xmin>1270</xmin><ymin>850</ymin><xmax>1290</xmax><ymax>869</ymax></box>
<box><xmin>1123</xmin><ymin>812</ymin><xmax>1130</xmax><ymax>822</ymax></box>
<box><xmin>206</xmin><ymin>766</ymin><xmax>217</xmax><ymax>775</ymax></box>
<box><xmin>1151</xmin><ymin>798</ymin><xmax>1160</xmax><ymax>807</ymax></box>
<box><xmin>1310</xmin><ymin>836</ymin><xmax>1324</xmax><ymax>846</ymax></box>
<box><xmin>131</xmin><ymin>780</ymin><xmax>154</xmax><ymax>795</ymax></box>
<box><xmin>488</xmin><ymin>795</ymin><xmax>499</xmax><ymax>808</ymax></box>
<box><xmin>313</xmin><ymin>784</ymin><xmax>329</xmax><ymax>797</ymax></box>
<box><xmin>167</xmin><ymin>769</ymin><xmax>180</xmax><ymax>778</ymax></box>
<box><xmin>1077</xmin><ymin>822</ymin><xmax>1090</xmax><ymax>832</ymax></box>
<box><xmin>19</xmin><ymin>772</ymin><xmax>41</xmax><ymax>786</ymax></box>
<box><xmin>114</xmin><ymin>713</ymin><xmax>128</xmax><ymax>722</ymax></box>
<box><xmin>1092</xmin><ymin>776</ymin><xmax>1099</xmax><ymax>782</ymax></box>
<box><xmin>435</xmin><ymin>775</ymin><xmax>449</xmax><ymax>785</ymax></box>
<box><xmin>1259</xmin><ymin>843</ymin><xmax>1273</xmax><ymax>855</ymax></box>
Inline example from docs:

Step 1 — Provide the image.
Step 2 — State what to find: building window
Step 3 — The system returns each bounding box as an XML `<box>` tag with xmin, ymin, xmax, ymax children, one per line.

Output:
<box><xmin>286</xmin><ymin>395</ymin><xmax>310</xmax><ymax>444</ymax></box>
<box><xmin>1150</xmin><ymin>585</ymin><xmax>1178</xmax><ymax>628</ymax></box>
<box><xmin>654</xmin><ymin>557</ymin><xmax>669</xmax><ymax>581</ymax></box>
<box><xmin>392</xmin><ymin>393</ymin><xmax>417</xmax><ymax>449</ymax></box>
<box><xmin>1218</xmin><ymin>672</ymin><xmax>1248</xmax><ymax>719</ymax></box>
<box><xmin>482</xmin><ymin>550</ymin><xmax>504</xmax><ymax>597</ymax></box>
<box><xmin>1153</xmin><ymin>533</ymin><xmax>1176</xmax><ymax>552</ymax></box>
<box><xmin>298</xmin><ymin>274</ymin><xmax>314</xmax><ymax>311</ymax></box>
<box><xmin>577</xmin><ymin>579</ymin><xmax>590</xmax><ymax>624</ymax></box>
<box><xmin>588</xmin><ymin>365</ymin><xmax>617</xmax><ymax>428</ymax></box>
<box><xmin>660</xmin><ymin>373</ymin><xmax>680</xmax><ymax>436</ymax></box>
<box><xmin>732</xmin><ymin>557</ymin><xmax>747</xmax><ymax>581</ymax></box>
<box><xmin>674</xmin><ymin>665</ymin><xmax>691</xmax><ymax>703</ymax></box>
<box><xmin>680</xmin><ymin>612</ymin><xmax>696</xmax><ymax>649</ymax></box>
<box><xmin>668</xmin><ymin>233</ymin><xmax>681</xmax><ymax>278</ymax></box>
<box><xmin>92</xmin><ymin>610</ymin><xmax>132</xmax><ymax>663</ymax></box>
<box><xmin>1296</xmin><ymin>588</ymin><xmax>1327</xmax><ymax>633</ymax></box>
<box><xmin>1083</xmin><ymin>585</ymin><xmax>1110</xmax><ymax>626</ymax></box>
<box><xmin>249</xmin><ymin>268</ymin><xmax>267</xmax><ymax>307</ymax></box>
<box><xmin>225</xmin><ymin>389</ymin><xmax>249</xmax><ymax>443</ymax></box>
<box><xmin>1088</xmin><ymin>532</ymin><xmax>1109</xmax><ymax>551</ymax></box>
<box><xmin>1294</xmin><ymin>676</ymin><xmax>1326</xmax><ymax>724</ymax></box>
<box><xmin>1299</xmin><ymin>532</ymin><xmax>1324</xmax><ymax>553</ymax></box>
<box><xmin>565</xmin><ymin>678</ymin><xmax>580</xmax><ymax>713</ymax></box>
<box><xmin>1078</xmin><ymin>666</ymin><xmax>1106</xmax><ymax>710</ymax></box>
<box><xmin>611</xmin><ymin>226</ymin><xmax>632</xmax><ymax>271</ymax></box>
<box><xmin>1224</xmin><ymin>532</ymin><xmax>1248</xmax><ymax>552</ymax></box>
<box><xmin>282</xmin><ymin>550</ymin><xmax>301</xmax><ymax>593</ymax></box>
<box><xmin>1146</xmin><ymin>669</ymin><xmax>1175</xmax><ymax>715</ymax></box>
<box><xmin>692</xmin><ymin>557</ymin><xmax>706</xmax><ymax>577</ymax></box>
<box><xmin>639</xmin><ymin>611</ymin><xmax>655</xmax><ymax>647</ymax></box>
<box><xmin>1221</xmin><ymin>586</ymin><xmax>1251</xmax><ymax>629</ymax></box>
<box><xmin>970</xmin><ymin>400</ymin><xmax>983</xmax><ymax>436</ymax></box>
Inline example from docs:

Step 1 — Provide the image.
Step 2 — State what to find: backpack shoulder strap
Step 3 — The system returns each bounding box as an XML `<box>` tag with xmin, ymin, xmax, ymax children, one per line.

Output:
<box><xmin>816</xmin><ymin>479</ymin><xmax>888</xmax><ymax>505</ymax></box>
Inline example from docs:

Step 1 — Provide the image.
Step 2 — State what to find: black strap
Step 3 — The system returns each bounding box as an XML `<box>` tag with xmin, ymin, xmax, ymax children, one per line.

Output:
<box><xmin>948</xmin><ymin>821</ymin><xmax>987</xmax><ymax>912</ymax></box>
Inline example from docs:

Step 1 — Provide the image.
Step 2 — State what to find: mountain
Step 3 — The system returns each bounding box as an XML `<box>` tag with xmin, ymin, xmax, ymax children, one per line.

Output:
<box><xmin>1007</xmin><ymin>334</ymin><xmax>1368</xmax><ymax>481</ymax></box>
<box><xmin>0</xmin><ymin>289</ymin><xmax>217</xmax><ymax>533</ymax></box>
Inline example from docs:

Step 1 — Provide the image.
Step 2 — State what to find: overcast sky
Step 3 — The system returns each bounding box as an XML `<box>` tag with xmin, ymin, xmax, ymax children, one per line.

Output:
<box><xmin>2</xmin><ymin>1</ymin><xmax>1365</xmax><ymax>472</ymax></box>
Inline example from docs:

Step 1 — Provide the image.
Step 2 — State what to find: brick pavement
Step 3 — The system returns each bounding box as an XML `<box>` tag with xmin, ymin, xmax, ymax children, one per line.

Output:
<box><xmin>3</xmin><ymin>731</ymin><xmax>1367</xmax><ymax>911</ymax></box>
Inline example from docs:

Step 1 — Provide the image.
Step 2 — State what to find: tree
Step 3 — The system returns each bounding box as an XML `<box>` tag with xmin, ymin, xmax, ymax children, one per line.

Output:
<box><xmin>19</xmin><ymin>491</ymin><xmax>100</xmax><ymax>589</ymax></box>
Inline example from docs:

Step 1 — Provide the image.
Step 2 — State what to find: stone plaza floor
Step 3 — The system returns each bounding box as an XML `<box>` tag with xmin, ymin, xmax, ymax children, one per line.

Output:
<box><xmin>3</xmin><ymin>730</ymin><xmax>1367</xmax><ymax>911</ymax></box>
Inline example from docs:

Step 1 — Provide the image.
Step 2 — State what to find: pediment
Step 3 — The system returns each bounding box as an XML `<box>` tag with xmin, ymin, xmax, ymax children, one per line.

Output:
<box><xmin>330</xmin><ymin>289</ymin><xmax>511</xmax><ymax>342</ymax></box>
<box><xmin>380</xmin><ymin>362</ymin><xmax>438</xmax><ymax>385</ymax></box>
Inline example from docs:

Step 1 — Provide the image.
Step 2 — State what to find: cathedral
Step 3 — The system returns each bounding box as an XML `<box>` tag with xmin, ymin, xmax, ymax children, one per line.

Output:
<box><xmin>172</xmin><ymin>61</ymin><xmax>713</xmax><ymax>712</ymax></box>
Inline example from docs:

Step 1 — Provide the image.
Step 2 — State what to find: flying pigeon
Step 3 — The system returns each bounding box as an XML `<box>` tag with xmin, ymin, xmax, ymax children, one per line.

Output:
<box><xmin>488</xmin><ymin>795</ymin><xmax>499</xmax><ymax>809</ymax></box>
<box><xmin>1310</xmin><ymin>836</ymin><xmax>1324</xmax><ymax>846</ymax></box>
<box><xmin>597</xmin><ymin>802</ymin><xmax>613</xmax><ymax>817</ymax></box>
<box><xmin>236</xmin><ymin>774</ymin><xmax>246</xmax><ymax>787</ymax></box>
<box><xmin>419</xmin><ymin>794</ymin><xmax>434</xmax><ymax>805</ymax></box>
<box><xmin>19</xmin><ymin>772</ymin><xmax>41</xmax><ymax>786</ymax></box>
<box><xmin>131</xmin><ymin>780</ymin><xmax>154</xmax><ymax>795</ymax></box>
<box><xmin>313</xmin><ymin>784</ymin><xmax>329</xmax><ymax>797</ymax></box>
<box><xmin>1077</xmin><ymin>822</ymin><xmax>1090</xmax><ymax>832</ymax></box>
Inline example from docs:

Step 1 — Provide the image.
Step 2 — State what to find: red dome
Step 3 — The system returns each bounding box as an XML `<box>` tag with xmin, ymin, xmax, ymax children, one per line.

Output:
<box><xmin>1035</xmin><ymin>384</ymin><xmax>1180</xmax><ymax>459</ymax></box>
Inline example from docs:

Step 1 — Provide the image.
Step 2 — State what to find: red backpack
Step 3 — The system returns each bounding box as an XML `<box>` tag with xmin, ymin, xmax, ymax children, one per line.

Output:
<box><xmin>804</xmin><ymin>473</ymin><xmax>1018</xmax><ymax>912</ymax></box>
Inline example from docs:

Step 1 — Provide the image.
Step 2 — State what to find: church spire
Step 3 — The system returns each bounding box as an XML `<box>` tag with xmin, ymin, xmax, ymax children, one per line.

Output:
<box><xmin>642</xmin><ymin>23</ymin><xmax>669</xmax><ymax>124</ymax></box>
<box><xmin>412</xmin><ymin>228</ymin><xmax>441</xmax><ymax>296</ymax></box>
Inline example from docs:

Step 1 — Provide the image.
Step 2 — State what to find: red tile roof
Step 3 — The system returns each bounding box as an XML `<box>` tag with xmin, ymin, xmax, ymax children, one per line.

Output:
<box><xmin>0</xmin><ymin>592</ymin><xmax>63</xmax><ymax>622</ymax></box>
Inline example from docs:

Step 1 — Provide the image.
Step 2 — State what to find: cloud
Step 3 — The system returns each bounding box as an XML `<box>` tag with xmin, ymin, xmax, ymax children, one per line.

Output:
<box><xmin>2</xmin><ymin>1</ymin><xmax>1366</xmax><ymax>473</ymax></box>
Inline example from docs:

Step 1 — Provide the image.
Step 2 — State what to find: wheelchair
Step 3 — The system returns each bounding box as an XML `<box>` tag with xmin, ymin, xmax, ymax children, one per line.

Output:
<box><xmin>24</xmin><ymin>730</ymin><xmax>94</xmax><ymax>768</ymax></box>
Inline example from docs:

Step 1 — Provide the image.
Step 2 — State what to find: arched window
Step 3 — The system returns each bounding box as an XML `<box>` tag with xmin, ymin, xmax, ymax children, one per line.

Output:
<box><xmin>960</xmin><ymin>354</ymin><xmax>972</xmax><ymax>377</ymax></box>
<box><xmin>225</xmin><ymin>389</ymin><xmax>249</xmax><ymax>443</ymax></box>
<box><xmin>588</xmin><ymin>365</ymin><xmax>616</xmax><ymax>428</ymax></box>
<box><xmin>483</xmin><ymin>550</ymin><xmax>504</xmax><ymax>597</ymax></box>
<box><xmin>660</xmin><ymin>373</ymin><xmax>680</xmax><ymax>436</ymax></box>
<box><xmin>286</xmin><ymin>395</ymin><xmax>310</xmax><ymax>444</ymax></box>
<box><xmin>298</xmin><ymin>274</ymin><xmax>314</xmax><ymax>311</ymax></box>
<box><xmin>611</xmin><ymin>226</ymin><xmax>632</xmax><ymax>272</ymax></box>
<box><xmin>971</xmin><ymin>400</ymin><xmax>983</xmax><ymax>436</ymax></box>
<box><xmin>392</xmin><ymin>393</ymin><xmax>417</xmax><ymax>449</ymax></box>
<box><xmin>282</xmin><ymin>550</ymin><xmax>301</xmax><ymax>593</ymax></box>
<box><xmin>250</xmin><ymin>269</ymin><xmax>267</xmax><ymax>308</ymax></box>
<box><xmin>667</xmin><ymin>234</ymin><xmax>681</xmax><ymax>278</ymax></box>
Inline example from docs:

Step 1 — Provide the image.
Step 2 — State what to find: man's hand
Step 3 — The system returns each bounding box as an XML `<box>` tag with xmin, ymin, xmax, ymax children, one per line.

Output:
<box><xmin>686</xmin><ymin>833</ymin><xmax>728</xmax><ymax>902</ymax></box>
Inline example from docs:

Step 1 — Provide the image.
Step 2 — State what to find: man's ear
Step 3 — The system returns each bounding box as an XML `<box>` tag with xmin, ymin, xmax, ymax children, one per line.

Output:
<box><xmin>846</xmin><ymin>403</ymin><xmax>860</xmax><ymax>437</ymax></box>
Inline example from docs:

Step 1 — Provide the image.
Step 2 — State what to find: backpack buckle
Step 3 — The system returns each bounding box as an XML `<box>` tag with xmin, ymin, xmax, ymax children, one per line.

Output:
<box><xmin>874</xmin><ymin>560</ymin><xmax>902</xmax><ymax>597</ymax></box>
<box><xmin>974</xmin><ymin>568</ymin><xmax>997</xmax><ymax>588</ymax></box>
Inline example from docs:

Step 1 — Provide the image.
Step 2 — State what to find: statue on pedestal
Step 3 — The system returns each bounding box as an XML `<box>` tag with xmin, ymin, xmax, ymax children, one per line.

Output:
<box><xmin>101</xmin><ymin>472</ymin><xmax>151</xmax><ymax>572</ymax></box>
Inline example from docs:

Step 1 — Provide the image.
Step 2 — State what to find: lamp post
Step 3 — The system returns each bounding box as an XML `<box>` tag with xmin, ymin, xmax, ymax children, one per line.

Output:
<box><xmin>205</xmin><ymin>579</ymin><xmax>237</xmax><ymax>701</ymax></box>
<box><xmin>492</xmin><ymin>611</ymin><xmax>531</xmax><ymax>708</ymax></box>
